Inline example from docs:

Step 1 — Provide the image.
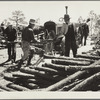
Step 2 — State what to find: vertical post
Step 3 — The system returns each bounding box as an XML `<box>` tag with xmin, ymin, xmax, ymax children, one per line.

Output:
<box><xmin>65</xmin><ymin>6</ymin><xmax>68</xmax><ymax>14</ymax></box>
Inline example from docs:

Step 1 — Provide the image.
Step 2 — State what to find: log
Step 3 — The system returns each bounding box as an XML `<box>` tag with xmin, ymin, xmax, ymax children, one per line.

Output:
<box><xmin>0</xmin><ymin>88</ymin><xmax>7</xmax><ymax>92</ymax></box>
<box><xmin>24</xmin><ymin>83</ymin><xmax>39</xmax><ymax>89</ymax></box>
<box><xmin>44</xmin><ymin>59</ymin><xmax>100</xmax><ymax>91</ymax></box>
<box><xmin>42</xmin><ymin>63</ymin><xmax>66</xmax><ymax>71</ymax></box>
<box><xmin>59</xmin><ymin>79</ymin><xmax>84</xmax><ymax>91</ymax></box>
<box><xmin>35</xmin><ymin>66</ymin><xmax>74</xmax><ymax>76</ymax></box>
<box><xmin>69</xmin><ymin>72</ymin><xmax>100</xmax><ymax>91</ymax></box>
<box><xmin>0</xmin><ymin>85</ymin><xmax>15</xmax><ymax>91</ymax></box>
<box><xmin>42</xmin><ymin>63</ymin><xmax>76</xmax><ymax>75</ymax></box>
<box><xmin>76</xmin><ymin>54</ymin><xmax>100</xmax><ymax>60</ymax></box>
<box><xmin>27</xmin><ymin>78</ymin><xmax>54</xmax><ymax>85</ymax></box>
<box><xmin>52</xmin><ymin>59</ymin><xmax>91</xmax><ymax>66</ymax></box>
<box><xmin>7</xmin><ymin>83</ymin><xmax>30</xmax><ymax>91</ymax></box>
<box><xmin>4</xmin><ymin>75</ymin><xmax>18</xmax><ymax>82</ymax></box>
<box><xmin>12</xmin><ymin>72</ymin><xmax>35</xmax><ymax>79</ymax></box>
<box><xmin>82</xmin><ymin>65</ymin><xmax>100</xmax><ymax>71</ymax></box>
<box><xmin>35</xmin><ymin>67</ymin><xmax>58</xmax><ymax>74</ymax></box>
<box><xmin>20</xmin><ymin>67</ymin><xmax>64</xmax><ymax>82</ymax></box>
<box><xmin>44</xmin><ymin>71</ymin><xmax>87</xmax><ymax>91</ymax></box>
<box><xmin>44</xmin><ymin>54</ymin><xmax>94</xmax><ymax>63</ymax></box>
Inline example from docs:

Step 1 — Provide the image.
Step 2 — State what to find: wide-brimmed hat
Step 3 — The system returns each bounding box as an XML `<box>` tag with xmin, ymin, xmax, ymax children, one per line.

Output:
<box><xmin>29</xmin><ymin>19</ymin><xmax>36</xmax><ymax>24</ymax></box>
<box><xmin>64</xmin><ymin>14</ymin><xmax>70</xmax><ymax>19</ymax></box>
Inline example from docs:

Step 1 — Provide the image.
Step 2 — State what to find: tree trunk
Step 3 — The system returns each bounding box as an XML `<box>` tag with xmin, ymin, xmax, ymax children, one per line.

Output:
<box><xmin>69</xmin><ymin>72</ymin><xmax>100</xmax><ymax>91</ymax></box>
<box><xmin>52</xmin><ymin>59</ymin><xmax>91</xmax><ymax>66</ymax></box>
<box><xmin>44</xmin><ymin>70</ymin><xmax>87</xmax><ymax>91</ymax></box>
<box><xmin>59</xmin><ymin>79</ymin><xmax>84</xmax><ymax>91</ymax></box>
<box><xmin>44</xmin><ymin>54</ymin><xmax>94</xmax><ymax>63</ymax></box>
<box><xmin>12</xmin><ymin>72</ymin><xmax>35</xmax><ymax>79</ymax></box>
<box><xmin>76</xmin><ymin>54</ymin><xmax>100</xmax><ymax>60</ymax></box>
<box><xmin>7</xmin><ymin>83</ymin><xmax>30</xmax><ymax>91</ymax></box>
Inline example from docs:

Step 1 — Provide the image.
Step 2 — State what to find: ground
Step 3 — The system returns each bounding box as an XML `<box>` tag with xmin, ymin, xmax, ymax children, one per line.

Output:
<box><xmin>0</xmin><ymin>37</ymin><xmax>94</xmax><ymax>73</ymax></box>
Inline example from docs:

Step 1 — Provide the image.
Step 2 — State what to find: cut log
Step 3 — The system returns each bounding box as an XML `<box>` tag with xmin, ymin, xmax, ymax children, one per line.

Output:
<box><xmin>0</xmin><ymin>85</ymin><xmax>15</xmax><ymax>91</ymax></box>
<box><xmin>44</xmin><ymin>59</ymin><xmax>100</xmax><ymax>91</ymax></box>
<box><xmin>82</xmin><ymin>65</ymin><xmax>100</xmax><ymax>71</ymax></box>
<box><xmin>76</xmin><ymin>54</ymin><xmax>100</xmax><ymax>60</ymax></box>
<box><xmin>20</xmin><ymin>67</ymin><xmax>64</xmax><ymax>82</ymax></box>
<box><xmin>4</xmin><ymin>75</ymin><xmax>18</xmax><ymax>82</ymax></box>
<box><xmin>52</xmin><ymin>59</ymin><xmax>91</xmax><ymax>66</ymax></box>
<box><xmin>42</xmin><ymin>63</ymin><xmax>76</xmax><ymax>75</ymax></box>
<box><xmin>7</xmin><ymin>83</ymin><xmax>30</xmax><ymax>91</ymax></box>
<box><xmin>69</xmin><ymin>72</ymin><xmax>100</xmax><ymax>91</ymax></box>
<box><xmin>59</xmin><ymin>79</ymin><xmax>84</xmax><ymax>91</ymax></box>
<box><xmin>42</xmin><ymin>63</ymin><xmax>66</xmax><ymax>71</ymax></box>
<box><xmin>44</xmin><ymin>70</ymin><xmax>87</xmax><ymax>91</ymax></box>
<box><xmin>44</xmin><ymin>54</ymin><xmax>94</xmax><ymax>63</ymax></box>
<box><xmin>12</xmin><ymin>72</ymin><xmax>35</xmax><ymax>79</ymax></box>
<box><xmin>35</xmin><ymin>67</ymin><xmax>58</xmax><ymax>74</ymax></box>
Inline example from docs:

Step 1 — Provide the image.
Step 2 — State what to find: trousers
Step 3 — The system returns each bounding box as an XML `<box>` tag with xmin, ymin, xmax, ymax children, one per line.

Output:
<box><xmin>7</xmin><ymin>42</ymin><xmax>16</xmax><ymax>61</ymax></box>
<box><xmin>65</xmin><ymin>40</ymin><xmax>77</xmax><ymax>57</ymax></box>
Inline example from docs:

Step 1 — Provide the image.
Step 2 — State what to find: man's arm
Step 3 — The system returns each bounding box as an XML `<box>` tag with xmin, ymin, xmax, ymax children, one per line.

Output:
<box><xmin>29</xmin><ymin>29</ymin><xmax>37</xmax><ymax>43</ymax></box>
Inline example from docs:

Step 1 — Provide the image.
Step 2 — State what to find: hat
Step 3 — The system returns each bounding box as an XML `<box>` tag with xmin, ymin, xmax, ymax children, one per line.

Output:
<box><xmin>64</xmin><ymin>14</ymin><xmax>70</xmax><ymax>19</ymax></box>
<box><xmin>1</xmin><ymin>23</ymin><xmax>4</xmax><ymax>26</ymax></box>
<box><xmin>29</xmin><ymin>19</ymin><xmax>35</xmax><ymax>24</ymax></box>
<box><xmin>86</xmin><ymin>18</ymin><xmax>90</xmax><ymax>23</ymax></box>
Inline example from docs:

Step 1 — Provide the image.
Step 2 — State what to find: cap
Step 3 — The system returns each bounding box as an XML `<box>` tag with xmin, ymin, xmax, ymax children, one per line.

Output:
<box><xmin>29</xmin><ymin>19</ymin><xmax>36</xmax><ymax>24</ymax></box>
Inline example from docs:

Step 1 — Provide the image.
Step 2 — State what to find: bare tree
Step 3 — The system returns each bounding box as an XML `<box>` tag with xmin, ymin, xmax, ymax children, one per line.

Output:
<box><xmin>9</xmin><ymin>10</ymin><xmax>27</xmax><ymax>28</ymax></box>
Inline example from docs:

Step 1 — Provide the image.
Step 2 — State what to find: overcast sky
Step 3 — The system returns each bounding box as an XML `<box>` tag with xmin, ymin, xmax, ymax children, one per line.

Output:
<box><xmin>0</xmin><ymin>1</ymin><xmax>100</xmax><ymax>25</ymax></box>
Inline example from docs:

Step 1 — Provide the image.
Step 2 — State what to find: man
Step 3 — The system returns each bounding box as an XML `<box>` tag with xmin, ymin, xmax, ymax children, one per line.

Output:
<box><xmin>81</xmin><ymin>19</ymin><xmax>90</xmax><ymax>46</ymax></box>
<box><xmin>4</xmin><ymin>23</ymin><xmax>17</xmax><ymax>63</ymax></box>
<box><xmin>60</xmin><ymin>14</ymin><xmax>77</xmax><ymax>57</ymax></box>
<box><xmin>18</xmin><ymin>19</ymin><xmax>37</xmax><ymax>68</ymax></box>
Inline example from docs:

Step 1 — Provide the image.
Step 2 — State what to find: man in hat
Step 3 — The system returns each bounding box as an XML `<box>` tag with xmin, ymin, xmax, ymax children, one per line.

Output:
<box><xmin>4</xmin><ymin>23</ymin><xmax>17</xmax><ymax>63</ymax></box>
<box><xmin>18</xmin><ymin>19</ymin><xmax>37</xmax><ymax>68</ymax></box>
<box><xmin>80</xmin><ymin>18</ymin><xmax>90</xmax><ymax>46</ymax></box>
<box><xmin>60</xmin><ymin>14</ymin><xmax>77</xmax><ymax>57</ymax></box>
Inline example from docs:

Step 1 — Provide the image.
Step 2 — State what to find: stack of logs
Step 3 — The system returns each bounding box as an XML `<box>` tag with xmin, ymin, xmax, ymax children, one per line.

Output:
<box><xmin>1</xmin><ymin>53</ymin><xmax>100</xmax><ymax>91</ymax></box>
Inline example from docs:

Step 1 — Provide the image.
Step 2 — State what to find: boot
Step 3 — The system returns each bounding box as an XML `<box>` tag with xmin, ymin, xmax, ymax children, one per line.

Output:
<box><xmin>7</xmin><ymin>56</ymin><xmax>11</xmax><ymax>62</ymax></box>
<box><xmin>18</xmin><ymin>59</ymin><xmax>23</xmax><ymax>69</ymax></box>
<box><xmin>26</xmin><ymin>56</ymin><xmax>32</xmax><ymax>66</ymax></box>
<box><xmin>26</xmin><ymin>50</ymin><xmax>34</xmax><ymax>66</ymax></box>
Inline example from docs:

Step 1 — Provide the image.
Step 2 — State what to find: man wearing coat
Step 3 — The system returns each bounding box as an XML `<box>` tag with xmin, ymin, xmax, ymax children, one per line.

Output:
<box><xmin>60</xmin><ymin>14</ymin><xmax>77</xmax><ymax>57</ymax></box>
<box><xmin>18</xmin><ymin>19</ymin><xmax>37</xmax><ymax>69</ymax></box>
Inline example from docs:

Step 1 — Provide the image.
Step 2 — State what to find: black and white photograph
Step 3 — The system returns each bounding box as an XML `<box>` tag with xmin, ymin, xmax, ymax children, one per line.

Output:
<box><xmin>0</xmin><ymin>0</ymin><xmax>100</xmax><ymax>99</ymax></box>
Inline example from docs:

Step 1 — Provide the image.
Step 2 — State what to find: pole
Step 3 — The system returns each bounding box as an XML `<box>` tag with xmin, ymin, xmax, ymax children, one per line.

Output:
<box><xmin>65</xmin><ymin>6</ymin><xmax>68</xmax><ymax>14</ymax></box>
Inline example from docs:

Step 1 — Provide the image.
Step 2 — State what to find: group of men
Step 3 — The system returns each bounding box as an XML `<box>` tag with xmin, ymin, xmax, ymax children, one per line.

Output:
<box><xmin>0</xmin><ymin>14</ymin><xmax>89</xmax><ymax>69</ymax></box>
<box><xmin>0</xmin><ymin>19</ymin><xmax>37</xmax><ymax>69</ymax></box>
<box><xmin>60</xmin><ymin>14</ymin><xmax>89</xmax><ymax>57</ymax></box>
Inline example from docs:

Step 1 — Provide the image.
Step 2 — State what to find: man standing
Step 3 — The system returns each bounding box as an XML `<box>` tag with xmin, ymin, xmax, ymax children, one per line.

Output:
<box><xmin>81</xmin><ymin>19</ymin><xmax>90</xmax><ymax>46</ymax></box>
<box><xmin>60</xmin><ymin>14</ymin><xmax>77</xmax><ymax>57</ymax></box>
<box><xmin>4</xmin><ymin>23</ymin><xmax>17</xmax><ymax>63</ymax></box>
<box><xmin>18</xmin><ymin>19</ymin><xmax>37</xmax><ymax>68</ymax></box>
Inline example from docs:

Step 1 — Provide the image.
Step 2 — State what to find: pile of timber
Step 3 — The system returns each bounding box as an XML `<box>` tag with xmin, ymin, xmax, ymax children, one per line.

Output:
<box><xmin>1</xmin><ymin>53</ymin><xmax>100</xmax><ymax>91</ymax></box>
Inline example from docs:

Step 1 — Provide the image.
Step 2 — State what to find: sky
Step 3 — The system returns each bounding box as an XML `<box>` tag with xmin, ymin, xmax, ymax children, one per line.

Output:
<box><xmin>0</xmin><ymin>1</ymin><xmax>100</xmax><ymax>25</ymax></box>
